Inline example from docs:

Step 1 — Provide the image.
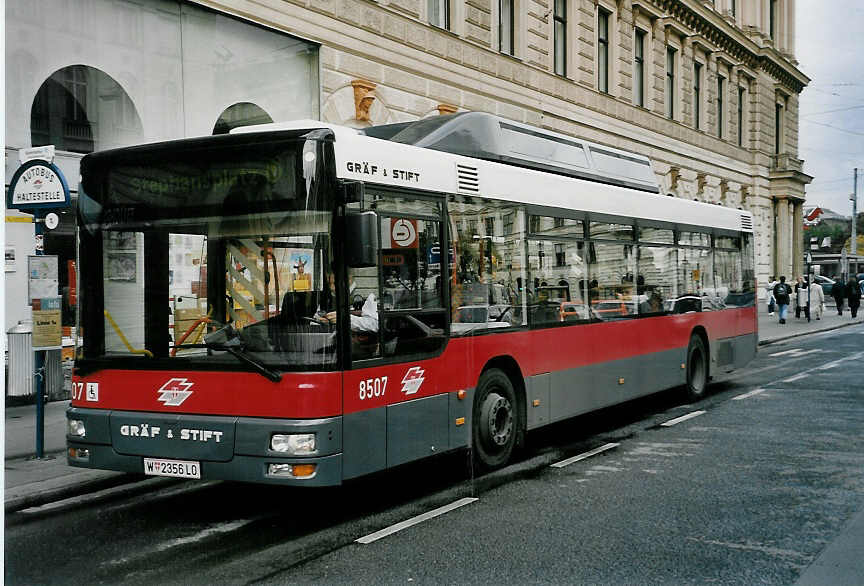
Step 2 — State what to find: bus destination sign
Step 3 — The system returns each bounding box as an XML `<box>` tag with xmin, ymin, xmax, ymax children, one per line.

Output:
<box><xmin>7</xmin><ymin>159</ymin><xmax>71</xmax><ymax>210</ymax></box>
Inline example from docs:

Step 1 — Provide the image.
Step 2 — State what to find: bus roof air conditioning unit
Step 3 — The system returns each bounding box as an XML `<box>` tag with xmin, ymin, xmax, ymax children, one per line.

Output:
<box><xmin>363</xmin><ymin>112</ymin><xmax>659</xmax><ymax>193</ymax></box>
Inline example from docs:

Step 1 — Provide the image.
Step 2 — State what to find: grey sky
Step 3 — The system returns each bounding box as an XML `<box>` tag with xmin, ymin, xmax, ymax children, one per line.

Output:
<box><xmin>796</xmin><ymin>0</ymin><xmax>864</xmax><ymax>216</ymax></box>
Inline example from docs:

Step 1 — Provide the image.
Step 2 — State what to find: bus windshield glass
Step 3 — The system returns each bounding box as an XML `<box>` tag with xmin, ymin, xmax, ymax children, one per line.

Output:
<box><xmin>78</xmin><ymin>135</ymin><xmax>340</xmax><ymax>371</ymax></box>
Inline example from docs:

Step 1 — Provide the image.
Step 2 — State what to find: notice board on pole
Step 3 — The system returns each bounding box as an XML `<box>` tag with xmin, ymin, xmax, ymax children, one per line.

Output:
<box><xmin>28</xmin><ymin>255</ymin><xmax>58</xmax><ymax>302</ymax></box>
<box><xmin>32</xmin><ymin>297</ymin><xmax>62</xmax><ymax>350</ymax></box>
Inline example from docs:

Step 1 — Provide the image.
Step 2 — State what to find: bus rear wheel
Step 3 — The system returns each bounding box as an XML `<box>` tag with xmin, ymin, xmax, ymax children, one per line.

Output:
<box><xmin>684</xmin><ymin>334</ymin><xmax>709</xmax><ymax>400</ymax></box>
<box><xmin>472</xmin><ymin>368</ymin><xmax>518</xmax><ymax>472</ymax></box>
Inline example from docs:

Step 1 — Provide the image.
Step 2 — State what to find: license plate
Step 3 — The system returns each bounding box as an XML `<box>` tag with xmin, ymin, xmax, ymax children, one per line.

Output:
<box><xmin>143</xmin><ymin>458</ymin><xmax>201</xmax><ymax>479</ymax></box>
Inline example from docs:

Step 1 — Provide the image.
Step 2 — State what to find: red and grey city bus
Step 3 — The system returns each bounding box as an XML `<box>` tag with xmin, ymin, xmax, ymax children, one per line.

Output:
<box><xmin>68</xmin><ymin>113</ymin><xmax>757</xmax><ymax>485</ymax></box>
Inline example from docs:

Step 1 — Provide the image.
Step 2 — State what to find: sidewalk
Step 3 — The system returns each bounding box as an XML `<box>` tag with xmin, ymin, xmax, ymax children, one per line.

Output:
<box><xmin>757</xmin><ymin>299</ymin><xmax>864</xmax><ymax>345</ymax></box>
<box><xmin>4</xmin><ymin>306</ymin><xmax>863</xmax><ymax>514</ymax></box>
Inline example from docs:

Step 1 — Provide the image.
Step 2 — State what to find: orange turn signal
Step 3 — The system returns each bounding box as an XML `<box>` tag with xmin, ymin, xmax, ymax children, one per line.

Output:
<box><xmin>291</xmin><ymin>464</ymin><xmax>317</xmax><ymax>478</ymax></box>
<box><xmin>455</xmin><ymin>417</ymin><xmax>465</xmax><ymax>426</ymax></box>
<box><xmin>457</xmin><ymin>390</ymin><xmax>467</xmax><ymax>400</ymax></box>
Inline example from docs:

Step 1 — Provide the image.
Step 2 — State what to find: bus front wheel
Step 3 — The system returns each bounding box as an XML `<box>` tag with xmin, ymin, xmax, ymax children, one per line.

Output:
<box><xmin>684</xmin><ymin>334</ymin><xmax>709</xmax><ymax>400</ymax></box>
<box><xmin>472</xmin><ymin>368</ymin><xmax>517</xmax><ymax>472</ymax></box>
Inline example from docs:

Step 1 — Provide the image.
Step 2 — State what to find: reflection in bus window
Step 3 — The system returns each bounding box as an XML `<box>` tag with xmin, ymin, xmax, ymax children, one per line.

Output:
<box><xmin>449</xmin><ymin>196</ymin><xmax>525</xmax><ymax>335</ymax></box>
<box><xmin>588</xmin><ymin>241</ymin><xmax>636</xmax><ymax>319</ymax></box>
<box><xmin>677</xmin><ymin>246</ymin><xmax>712</xmax><ymax>312</ymax></box>
<box><xmin>359</xmin><ymin>189</ymin><xmax>448</xmax><ymax>358</ymax></box>
<box><xmin>637</xmin><ymin>245</ymin><xmax>676</xmax><ymax>316</ymax></box>
<box><xmin>527</xmin><ymin>235</ymin><xmax>589</xmax><ymax>325</ymax></box>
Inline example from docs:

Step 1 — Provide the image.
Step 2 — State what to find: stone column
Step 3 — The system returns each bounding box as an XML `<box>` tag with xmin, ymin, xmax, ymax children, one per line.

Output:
<box><xmin>792</xmin><ymin>199</ymin><xmax>804</xmax><ymax>278</ymax></box>
<box><xmin>774</xmin><ymin>197</ymin><xmax>791</xmax><ymax>279</ymax></box>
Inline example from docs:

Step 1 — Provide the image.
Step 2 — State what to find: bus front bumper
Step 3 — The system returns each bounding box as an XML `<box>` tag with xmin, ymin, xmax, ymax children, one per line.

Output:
<box><xmin>66</xmin><ymin>407</ymin><xmax>344</xmax><ymax>487</ymax></box>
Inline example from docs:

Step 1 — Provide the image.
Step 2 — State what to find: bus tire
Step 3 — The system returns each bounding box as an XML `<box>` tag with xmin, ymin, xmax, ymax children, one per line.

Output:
<box><xmin>684</xmin><ymin>334</ymin><xmax>709</xmax><ymax>400</ymax></box>
<box><xmin>472</xmin><ymin>368</ymin><xmax>518</xmax><ymax>472</ymax></box>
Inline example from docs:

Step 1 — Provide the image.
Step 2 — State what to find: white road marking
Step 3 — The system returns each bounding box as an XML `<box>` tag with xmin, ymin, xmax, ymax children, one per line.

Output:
<box><xmin>769</xmin><ymin>348</ymin><xmax>820</xmax><ymax>358</ymax></box>
<box><xmin>551</xmin><ymin>443</ymin><xmax>620</xmax><ymax>469</ymax></box>
<box><xmin>782</xmin><ymin>373</ymin><xmax>809</xmax><ymax>383</ymax></box>
<box><xmin>355</xmin><ymin>497</ymin><xmax>478</xmax><ymax>545</ymax></box>
<box><xmin>660</xmin><ymin>410</ymin><xmax>706</xmax><ymax>427</ymax></box>
<box><xmin>732</xmin><ymin>388</ymin><xmax>766</xmax><ymax>401</ymax></box>
<box><xmin>768</xmin><ymin>348</ymin><xmax>802</xmax><ymax>357</ymax></box>
<box><xmin>814</xmin><ymin>351</ymin><xmax>864</xmax><ymax>370</ymax></box>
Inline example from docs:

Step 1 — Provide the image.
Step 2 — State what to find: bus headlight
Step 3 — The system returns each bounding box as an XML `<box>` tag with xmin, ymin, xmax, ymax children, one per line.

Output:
<box><xmin>270</xmin><ymin>433</ymin><xmax>316</xmax><ymax>455</ymax></box>
<box><xmin>68</xmin><ymin>419</ymin><xmax>86</xmax><ymax>437</ymax></box>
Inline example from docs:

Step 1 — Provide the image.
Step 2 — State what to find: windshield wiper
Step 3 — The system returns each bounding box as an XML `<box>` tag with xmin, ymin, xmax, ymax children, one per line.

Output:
<box><xmin>200</xmin><ymin>325</ymin><xmax>283</xmax><ymax>383</ymax></box>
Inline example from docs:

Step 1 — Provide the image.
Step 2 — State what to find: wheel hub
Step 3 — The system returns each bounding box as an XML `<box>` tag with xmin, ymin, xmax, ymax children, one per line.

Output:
<box><xmin>484</xmin><ymin>393</ymin><xmax>513</xmax><ymax>447</ymax></box>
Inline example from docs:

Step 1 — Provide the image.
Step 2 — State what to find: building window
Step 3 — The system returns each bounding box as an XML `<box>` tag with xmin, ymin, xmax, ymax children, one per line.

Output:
<box><xmin>717</xmin><ymin>75</ymin><xmax>725</xmax><ymax>138</ymax></box>
<box><xmin>665</xmin><ymin>47</ymin><xmax>676</xmax><ymax>119</ymax></box>
<box><xmin>213</xmin><ymin>102</ymin><xmax>273</xmax><ymax>135</ymax></box>
<box><xmin>693</xmin><ymin>62</ymin><xmax>702</xmax><ymax>129</ymax></box>
<box><xmin>429</xmin><ymin>0</ymin><xmax>450</xmax><ymax>29</ymax></box>
<box><xmin>30</xmin><ymin>65</ymin><xmax>144</xmax><ymax>154</ymax></box>
<box><xmin>634</xmin><ymin>29</ymin><xmax>645</xmax><ymax>106</ymax></box>
<box><xmin>737</xmin><ymin>86</ymin><xmax>745</xmax><ymax>146</ymax></box>
<box><xmin>500</xmin><ymin>0</ymin><xmax>514</xmax><ymax>55</ymax></box>
<box><xmin>485</xmin><ymin>216</ymin><xmax>495</xmax><ymax>236</ymax></box>
<box><xmin>775</xmin><ymin>102</ymin><xmax>784</xmax><ymax>154</ymax></box>
<box><xmin>554</xmin><ymin>243</ymin><xmax>567</xmax><ymax>267</ymax></box>
<box><xmin>597</xmin><ymin>8</ymin><xmax>610</xmax><ymax>93</ymax></box>
<box><xmin>554</xmin><ymin>0</ymin><xmax>567</xmax><ymax>76</ymax></box>
<box><xmin>770</xmin><ymin>0</ymin><xmax>777</xmax><ymax>40</ymax></box>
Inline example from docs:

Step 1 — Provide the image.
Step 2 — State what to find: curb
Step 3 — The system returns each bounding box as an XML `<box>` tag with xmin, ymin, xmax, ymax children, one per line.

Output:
<box><xmin>5</xmin><ymin>471</ymin><xmax>142</xmax><ymax>513</ymax></box>
<box><xmin>758</xmin><ymin>319</ymin><xmax>863</xmax><ymax>347</ymax></box>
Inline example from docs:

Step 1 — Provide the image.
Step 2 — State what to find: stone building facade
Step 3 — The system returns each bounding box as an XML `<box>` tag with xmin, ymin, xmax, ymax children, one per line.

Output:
<box><xmin>202</xmin><ymin>0</ymin><xmax>811</xmax><ymax>285</ymax></box>
<box><xmin>5</xmin><ymin>0</ymin><xmax>810</xmax><ymax>331</ymax></box>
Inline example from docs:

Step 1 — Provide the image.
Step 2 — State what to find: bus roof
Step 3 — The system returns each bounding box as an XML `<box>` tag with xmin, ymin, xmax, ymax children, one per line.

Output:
<box><xmin>235</xmin><ymin>117</ymin><xmax>752</xmax><ymax>234</ymax></box>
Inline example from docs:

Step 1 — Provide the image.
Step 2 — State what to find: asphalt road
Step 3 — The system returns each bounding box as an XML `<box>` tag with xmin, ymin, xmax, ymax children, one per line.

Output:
<box><xmin>5</xmin><ymin>323</ymin><xmax>864</xmax><ymax>585</ymax></box>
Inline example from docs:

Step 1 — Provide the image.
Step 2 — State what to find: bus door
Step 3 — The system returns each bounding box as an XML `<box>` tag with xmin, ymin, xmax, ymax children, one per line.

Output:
<box><xmin>342</xmin><ymin>190</ymin><xmax>451</xmax><ymax>475</ymax></box>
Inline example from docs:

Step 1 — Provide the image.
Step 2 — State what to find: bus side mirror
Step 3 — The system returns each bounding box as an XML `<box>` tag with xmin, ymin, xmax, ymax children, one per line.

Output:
<box><xmin>346</xmin><ymin>211</ymin><xmax>379</xmax><ymax>268</ymax></box>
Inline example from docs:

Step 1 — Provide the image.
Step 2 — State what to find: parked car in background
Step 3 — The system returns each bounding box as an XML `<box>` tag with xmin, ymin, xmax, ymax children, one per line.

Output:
<box><xmin>812</xmin><ymin>274</ymin><xmax>835</xmax><ymax>296</ymax></box>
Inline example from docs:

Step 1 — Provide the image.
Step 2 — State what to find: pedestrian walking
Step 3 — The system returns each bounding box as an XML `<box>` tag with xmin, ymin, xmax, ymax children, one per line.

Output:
<box><xmin>809</xmin><ymin>278</ymin><xmax>824</xmax><ymax>320</ymax></box>
<box><xmin>773</xmin><ymin>276</ymin><xmax>792</xmax><ymax>324</ymax></box>
<box><xmin>832</xmin><ymin>278</ymin><xmax>845</xmax><ymax>315</ymax></box>
<box><xmin>847</xmin><ymin>276</ymin><xmax>861</xmax><ymax>319</ymax></box>
<box><xmin>765</xmin><ymin>275</ymin><xmax>778</xmax><ymax>315</ymax></box>
<box><xmin>794</xmin><ymin>276</ymin><xmax>809</xmax><ymax>320</ymax></box>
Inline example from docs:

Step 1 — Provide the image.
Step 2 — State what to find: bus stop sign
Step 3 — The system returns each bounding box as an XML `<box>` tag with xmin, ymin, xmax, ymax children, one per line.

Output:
<box><xmin>6</xmin><ymin>159</ymin><xmax>71</xmax><ymax>210</ymax></box>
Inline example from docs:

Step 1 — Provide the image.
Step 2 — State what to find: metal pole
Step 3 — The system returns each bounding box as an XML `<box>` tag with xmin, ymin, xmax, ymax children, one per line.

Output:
<box><xmin>853</xmin><ymin>168</ymin><xmax>858</xmax><ymax>257</ymax></box>
<box><xmin>807</xmin><ymin>260</ymin><xmax>811</xmax><ymax>322</ymax></box>
<box><xmin>34</xmin><ymin>211</ymin><xmax>46</xmax><ymax>458</ymax></box>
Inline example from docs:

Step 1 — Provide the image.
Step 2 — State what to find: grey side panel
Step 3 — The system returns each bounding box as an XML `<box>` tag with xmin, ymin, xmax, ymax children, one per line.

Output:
<box><xmin>342</xmin><ymin>407</ymin><xmax>386</xmax><ymax>479</ymax></box>
<box><xmin>733</xmin><ymin>333</ymin><xmax>757</xmax><ymax>369</ymax></box>
<box><xmin>713</xmin><ymin>333</ymin><xmax>758</xmax><ymax>373</ymax></box>
<box><xmin>387</xmin><ymin>394</ymin><xmax>449</xmax><ymax>468</ymax></box>
<box><xmin>545</xmin><ymin>347</ymin><xmax>686</xmax><ymax>424</ymax></box>
<box><xmin>448</xmin><ymin>388</ymin><xmax>473</xmax><ymax>449</ymax></box>
<box><xmin>526</xmin><ymin>373</ymin><xmax>551</xmax><ymax>430</ymax></box>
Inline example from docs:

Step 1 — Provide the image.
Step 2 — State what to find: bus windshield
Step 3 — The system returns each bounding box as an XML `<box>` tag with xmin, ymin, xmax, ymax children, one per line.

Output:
<box><xmin>78</xmin><ymin>134</ymin><xmax>341</xmax><ymax>371</ymax></box>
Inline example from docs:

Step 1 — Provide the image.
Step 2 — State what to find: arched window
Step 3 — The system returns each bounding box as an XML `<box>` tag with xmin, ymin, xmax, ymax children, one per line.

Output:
<box><xmin>30</xmin><ymin>65</ymin><xmax>143</xmax><ymax>153</ymax></box>
<box><xmin>213</xmin><ymin>102</ymin><xmax>273</xmax><ymax>135</ymax></box>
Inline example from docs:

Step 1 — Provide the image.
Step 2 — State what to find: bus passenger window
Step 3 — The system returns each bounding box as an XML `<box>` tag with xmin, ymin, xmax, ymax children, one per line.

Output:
<box><xmin>449</xmin><ymin>196</ymin><xmax>526</xmax><ymax>335</ymax></box>
<box><xmin>588</xmin><ymin>241</ymin><xmax>636</xmax><ymax>320</ymax></box>
<box><xmin>636</xmin><ymin>245</ymin><xmax>676</xmax><ymax>316</ymax></box>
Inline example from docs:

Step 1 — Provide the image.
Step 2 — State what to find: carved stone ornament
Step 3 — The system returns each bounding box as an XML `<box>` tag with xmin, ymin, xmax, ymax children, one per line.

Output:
<box><xmin>437</xmin><ymin>103</ymin><xmax>458</xmax><ymax>115</ymax></box>
<box><xmin>351</xmin><ymin>79</ymin><xmax>377</xmax><ymax>122</ymax></box>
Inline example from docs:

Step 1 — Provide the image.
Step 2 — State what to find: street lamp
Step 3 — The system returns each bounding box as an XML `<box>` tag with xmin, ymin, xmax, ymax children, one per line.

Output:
<box><xmin>806</xmin><ymin>251</ymin><xmax>812</xmax><ymax>322</ymax></box>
